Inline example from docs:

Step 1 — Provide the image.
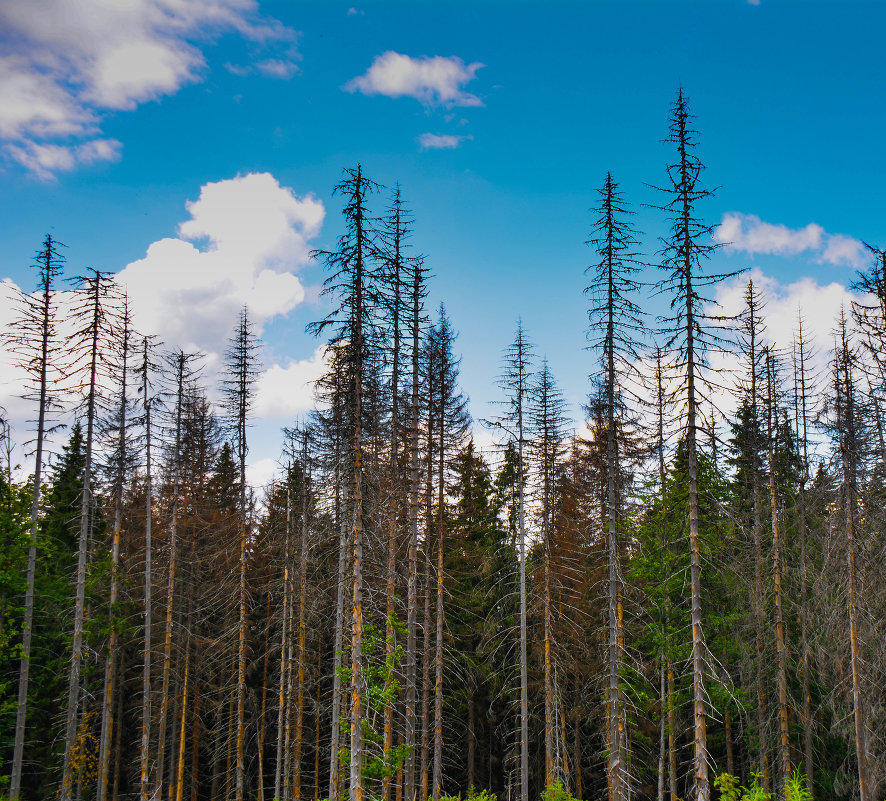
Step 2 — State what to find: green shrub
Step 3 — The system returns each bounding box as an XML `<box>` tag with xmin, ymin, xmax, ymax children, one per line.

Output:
<box><xmin>541</xmin><ymin>780</ymin><xmax>580</xmax><ymax>801</ymax></box>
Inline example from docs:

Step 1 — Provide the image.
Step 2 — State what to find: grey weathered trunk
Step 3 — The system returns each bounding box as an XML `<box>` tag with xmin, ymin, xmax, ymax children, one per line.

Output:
<box><xmin>10</xmin><ymin>238</ymin><xmax>59</xmax><ymax>800</ymax></box>
<box><xmin>61</xmin><ymin>274</ymin><xmax>103</xmax><ymax>801</ymax></box>
<box><xmin>766</xmin><ymin>353</ymin><xmax>791</xmax><ymax>788</ymax></box>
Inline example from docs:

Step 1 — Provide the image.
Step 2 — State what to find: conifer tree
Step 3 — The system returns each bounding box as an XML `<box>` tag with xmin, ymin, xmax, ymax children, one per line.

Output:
<box><xmin>529</xmin><ymin>359</ymin><xmax>569</xmax><ymax>788</ymax></box>
<box><xmin>489</xmin><ymin>322</ymin><xmax>535</xmax><ymax>801</ymax></box>
<box><xmin>585</xmin><ymin>172</ymin><xmax>643</xmax><ymax>801</ymax></box>
<box><xmin>96</xmin><ymin>297</ymin><xmax>136</xmax><ymax>801</ymax></box>
<box><xmin>4</xmin><ymin>234</ymin><xmax>65</xmax><ymax>800</ymax></box>
<box><xmin>222</xmin><ymin>307</ymin><xmax>261</xmax><ymax>801</ymax></box>
<box><xmin>309</xmin><ymin>164</ymin><xmax>383</xmax><ymax>801</ymax></box>
<box><xmin>652</xmin><ymin>90</ymin><xmax>737</xmax><ymax>801</ymax></box>
<box><xmin>61</xmin><ymin>269</ymin><xmax>119</xmax><ymax>801</ymax></box>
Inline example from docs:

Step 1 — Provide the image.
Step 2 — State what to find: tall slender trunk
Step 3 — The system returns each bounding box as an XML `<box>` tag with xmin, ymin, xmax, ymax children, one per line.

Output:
<box><xmin>544</xmin><ymin>519</ymin><xmax>554</xmax><ymax>788</ymax></box>
<box><xmin>432</xmin><ymin>390</ymin><xmax>445</xmax><ymax>801</ymax></box>
<box><xmin>191</xmin><ymin>684</ymin><xmax>201</xmax><ymax>801</ymax></box>
<box><xmin>349</xmin><ymin>167</ymin><xmax>368</xmax><ymax>801</ymax></box>
<box><xmin>685</xmin><ymin>285</ymin><xmax>708</xmax><ymax>801</ymax></box>
<box><xmin>62</xmin><ymin>273</ymin><xmax>103</xmax><ymax>801</ymax></box>
<box><xmin>295</xmin><ymin>458</ymin><xmax>310</xmax><ymax>800</ymax></box>
<box><xmin>328</xmin><ymin>446</ymin><xmax>347</xmax><ymax>801</ymax></box>
<box><xmin>175</xmin><ymin>639</ymin><xmax>191</xmax><ymax>801</ymax></box>
<box><xmin>421</xmin><ymin>546</ymin><xmax>432</xmax><ymax>801</ymax></box>
<box><xmin>837</xmin><ymin>344</ymin><xmax>869</xmax><ymax>801</ymax></box>
<box><xmin>141</xmin><ymin>342</ymin><xmax>154</xmax><ymax>801</ymax></box>
<box><xmin>10</xmin><ymin>237</ymin><xmax>58</xmax><ymax>800</ymax></box>
<box><xmin>667</xmin><ymin>659</ymin><xmax>677</xmax><ymax>801</ymax></box>
<box><xmin>276</xmin><ymin>481</ymin><xmax>293</xmax><ymax>801</ymax></box>
<box><xmin>113</xmin><ymin>671</ymin><xmax>124</xmax><ymax>801</ymax></box>
<box><xmin>258</xmin><ymin>592</ymin><xmax>272</xmax><ymax>801</ymax></box>
<box><xmin>658</xmin><ymin>654</ymin><xmax>666</xmax><ymax>801</ymax></box>
<box><xmin>404</xmin><ymin>260</ymin><xmax>422</xmax><ymax>801</ymax></box>
<box><xmin>158</xmin><ymin>357</ymin><xmax>186</xmax><ymax>801</ymax></box>
<box><xmin>605</xmin><ymin>285</ymin><xmax>624</xmax><ymax>801</ymax></box>
<box><xmin>384</xmin><ymin>215</ymin><xmax>404</xmax><ymax>801</ymax></box>
<box><xmin>518</xmin><ymin>421</ymin><xmax>529</xmax><ymax>801</ymax></box>
<box><xmin>573</xmin><ymin>673</ymin><xmax>582</xmax><ymax>800</ymax></box>
<box><xmin>794</xmin><ymin>325</ymin><xmax>815</xmax><ymax>794</ymax></box>
<box><xmin>767</xmin><ymin>354</ymin><xmax>791</xmax><ymax>788</ymax></box>
<box><xmin>315</xmin><ymin>635</ymin><xmax>323</xmax><ymax>801</ymax></box>
<box><xmin>98</xmin><ymin>312</ymin><xmax>131</xmax><ymax>801</ymax></box>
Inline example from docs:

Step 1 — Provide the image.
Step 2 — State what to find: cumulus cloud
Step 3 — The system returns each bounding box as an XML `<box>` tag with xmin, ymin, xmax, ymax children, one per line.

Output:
<box><xmin>715</xmin><ymin>268</ymin><xmax>852</xmax><ymax>355</ymax></box>
<box><xmin>714</xmin><ymin>212</ymin><xmax>868</xmax><ymax>269</ymax></box>
<box><xmin>254</xmin><ymin>346</ymin><xmax>329</xmax><ymax>419</ymax></box>
<box><xmin>116</xmin><ymin>172</ymin><xmax>323</xmax><ymax>359</ymax></box>
<box><xmin>345</xmin><ymin>51</ymin><xmax>484</xmax><ymax>107</ymax></box>
<box><xmin>417</xmin><ymin>132</ymin><xmax>472</xmax><ymax>150</ymax></box>
<box><xmin>0</xmin><ymin>0</ymin><xmax>298</xmax><ymax>176</ymax></box>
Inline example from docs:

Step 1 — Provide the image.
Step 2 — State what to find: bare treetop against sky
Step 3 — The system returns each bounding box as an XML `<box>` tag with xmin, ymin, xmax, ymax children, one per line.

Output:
<box><xmin>0</xmin><ymin>0</ymin><xmax>881</xmax><ymax>484</ymax></box>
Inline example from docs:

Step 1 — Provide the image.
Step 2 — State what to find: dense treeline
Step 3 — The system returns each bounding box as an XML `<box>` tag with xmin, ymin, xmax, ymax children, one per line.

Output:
<box><xmin>1</xmin><ymin>91</ymin><xmax>884</xmax><ymax>801</ymax></box>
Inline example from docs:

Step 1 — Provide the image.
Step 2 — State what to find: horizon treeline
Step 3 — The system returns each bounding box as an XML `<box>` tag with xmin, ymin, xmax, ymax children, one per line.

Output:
<box><xmin>0</xmin><ymin>91</ymin><xmax>884</xmax><ymax>801</ymax></box>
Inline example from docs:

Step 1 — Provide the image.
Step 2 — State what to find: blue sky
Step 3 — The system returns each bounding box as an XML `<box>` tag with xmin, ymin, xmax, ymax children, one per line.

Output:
<box><xmin>0</xmin><ymin>0</ymin><xmax>882</xmax><ymax>485</ymax></box>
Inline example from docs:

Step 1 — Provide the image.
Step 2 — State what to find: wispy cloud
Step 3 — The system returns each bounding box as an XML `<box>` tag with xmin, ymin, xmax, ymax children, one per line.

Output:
<box><xmin>345</xmin><ymin>51</ymin><xmax>484</xmax><ymax>107</ymax></box>
<box><xmin>417</xmin><ymin>132</ymin><xmax>472</xmax><ymax>150</ymax></box>
<box><xmin>0</xmin><ymin>0</ymin><xmax>298</xmax><ymax>177</ymax></box>
<box><xmin>714</xmin><ymin>212</ymin><xmax>868</xmax><ymax>269</ymax></box>
<box><xmin>5</xmin><ymin>138</ymin><xmax>122</xmax><ymax>180</ymax></box>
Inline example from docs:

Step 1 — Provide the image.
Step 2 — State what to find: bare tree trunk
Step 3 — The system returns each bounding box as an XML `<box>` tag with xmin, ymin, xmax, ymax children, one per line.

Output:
<box><xmin>141</xmin><ymin>338</ymin><xmax>154</xmax><ymax>801</ymax></box>
<box><xmin>606</xmin><ymin>332</ymin><xmax>624</xmax><ymax>801</ymax></box>
<box><xmin>315</xmin><ymin>636</ymin><xmax>323</xmax><ymax>801</ymax></box>
<box><xmin>10</xmin><ymin>236</ymin><xmax>60</xmax><ymax>800</ymax></box>
<box><xmin>658</xmin><ymin>655</ymin><xmax>666</xmax><ymax>801</ymax></box>
<box><xmin>837</xmin><ymin>340</ymin><xmax>869</xmax><ymax>801</ymax></box>
<box><xmin>295</xmin><ymin>464</ymin><xmax>310</xmax><ymax>800</ymax></box>
<box><xmin>276</xmin><ymin>482</ymin><xmax>293</xmax><ymax>801</ymax></box>
<box><xmin>157</xmin><ymin>472</ymin><xmax>179</xmax><ymax>799</ymax></box>
<box><xmin>421</xmin><ymin>544</ymin><xmax>432</xmax><ymax>801</ymax></box>
<box><xmin>98</xmin><ymin>309</ymin><xmax>131</xmax><ymax>801</ymax></box>
<box><xmin>766</xmin><ymin>353</ymin><xmax>791</xmax><ymax>789</ymax></box>
<box><xmin>432</xmin><ymin>383</ymin><xmax>445</xmax><ymax>801</ymax></box>
<box><xmin>328</xmin><ymin>476</ymin><xmax>347</xmax><ymax>801</ymax></box>
<box><xmin>518</xmin><ymin>422</ymin><xmax>529</xmax><ymax>801</ymax></box>
<box><xmin>175</xmin><ymin>641</ymin><xmax>191</xmax><ymax>801</ymax></box>
<box><xmin>258</xmin><ymin>592</ymin><xmax>271</xmax><ymax>801</ymax></box>
<box><xmin>404</xmin><ymin>259</ymin><xmax>422</xmax><ymax>801</ymax></box>
<box><xmin>794</xmin><ymin>323</ymin><xmax>815</xmax><ymax>794</ymax></box>
<box><xmin>191</xmin><ymin>685</ymin><xmax>201</xmax><ymax>801</ymax></box>
<box><xmin>62</xmin><ymin>272</ymin><xmax>104</xmax><ymax>801</ymax></box>
<box><xmin>667</xmin><ymin>659</ymin><xmax>677</xmax><ymax>801</ymax></box>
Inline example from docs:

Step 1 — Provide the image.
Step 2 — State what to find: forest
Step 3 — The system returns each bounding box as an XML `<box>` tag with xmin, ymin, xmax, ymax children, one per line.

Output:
<box><xmin>0</xmin><ymin>90</ymin><xmax>883</xmax><ymax>801</ymax></box>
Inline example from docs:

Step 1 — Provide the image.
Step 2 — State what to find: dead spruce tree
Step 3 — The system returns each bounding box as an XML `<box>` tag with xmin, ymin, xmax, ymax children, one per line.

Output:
<box><xmin>309</xmin><ymin>164</ymin><xmax>383</xmax><ymax>801</ymax></box>
<box><xmin>96</xmin><ymin>297</ymin><xmax>137</xmax><ymax>801</ymax></box>
<box><xmin>585</xmin><ymin>171</ymin><xmax>644</xmax><ymax>801</ymax></box>
<box><xmin>222</xmin><ymin>307</ymin><xmax>261</xmax><ymax>801</ymax></box>
<box><xmin>488</xmin><ymin>321</ymin><xmax>535</xmax><ymax>801</ymax></box>
<box><xmin>652</xmin><ymin>89</ymin><xmax>738</xmax><ymax>801</ymax></box>
<box><xmin>61</xmin><ymin>269</ymin><xmax>120</xmax><ymax>801</ymax></box>
<box><xmin>4</xmin><ymin>234</ymin><xmax>65</xmax><ymax>800</ymax></box>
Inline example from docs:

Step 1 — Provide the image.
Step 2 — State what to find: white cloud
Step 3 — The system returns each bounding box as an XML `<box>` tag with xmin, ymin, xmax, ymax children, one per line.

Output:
<box><xmin>116</xmin><ymin>172</ymin><xmax>324</xmax><ymax>360</ymax></box>
<box><xmin>345</xmin><ymin>51</ymin><xmax>484</xmax><ymax>107</ymax></box>
<box><xmin>417</xmin><ymin>132</ymin><xmax>472</xmax><ymax>150</ymax></box>
<box><xmin>0</xmin><ymin>0</ymin><xmax>298</xmax><ymax>176</ymax></box>
<box><xmin>821</xmin><ymin>234</ymin><xmax>867</xmax><ymax>269</ymax></box>
<box><xmin>5</xmin><ymin>138</ymin><xmax>121</xmax><ymax>180</ymax></box>
<box><xmin>247</xmin><ymin>457</ymin><xmax>280</xmax><ymax>491</ymax></box>
<box><xmin>714</xmin><ymin>212</ymin><xmax>868</xmax><ymax>269</ymax></box>
<box><xmin>714</xmin><ymin>212</ymin><xmax>823</xmax><ymax>256</ymax></box>
<box><xmin>254</xmin><ymin>346</ymin><xmax>329</xmax><ymax>419</ymax></box>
